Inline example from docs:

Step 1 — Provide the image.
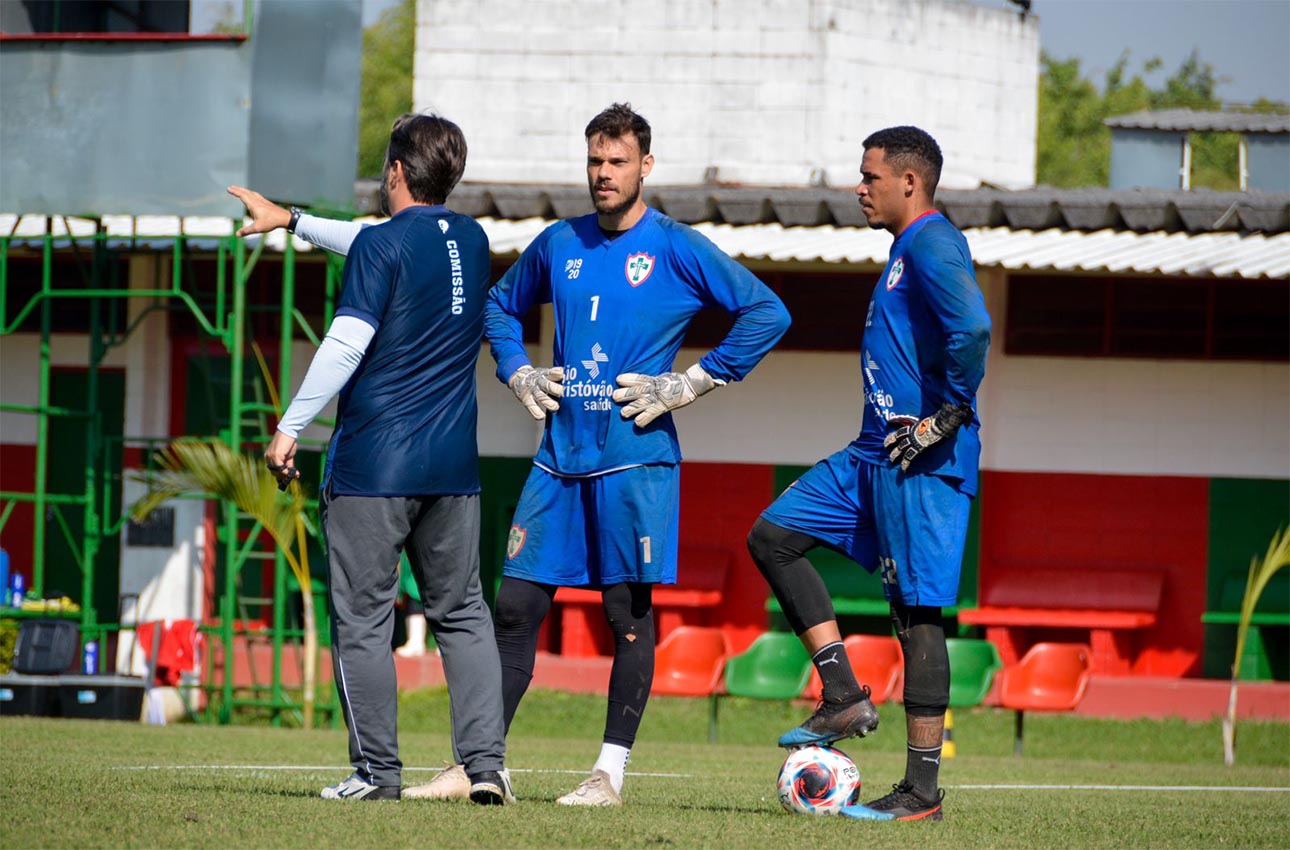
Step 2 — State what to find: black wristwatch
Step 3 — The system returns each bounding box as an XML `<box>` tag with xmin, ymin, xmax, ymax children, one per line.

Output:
<box><xmin>287</xmin><ymin>207</ymin><xmax>303</xmax><ymax>234</ymax></box>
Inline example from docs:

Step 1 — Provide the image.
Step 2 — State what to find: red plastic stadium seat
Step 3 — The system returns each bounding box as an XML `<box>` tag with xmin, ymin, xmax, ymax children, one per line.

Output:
<box><xmin>804</xmin><ymin>634</ymin><xmax>904</xmax><ymax>704</ymax></box>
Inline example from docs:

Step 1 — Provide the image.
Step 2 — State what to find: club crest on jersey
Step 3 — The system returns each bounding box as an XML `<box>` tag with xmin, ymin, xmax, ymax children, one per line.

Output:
<box><xmin>885</xmin><ymin>257</ymin><xmax>905</xmax><ymax>290</ymax></box>
<box><xmin>506</xmin><ymin>525</ymin><xmax>527</xmax><ymax>560</ymax></box>
<box><xmin>625</xmin><ymin>252</ymin><xmax>655</xmax><ymax>286</ymax></box>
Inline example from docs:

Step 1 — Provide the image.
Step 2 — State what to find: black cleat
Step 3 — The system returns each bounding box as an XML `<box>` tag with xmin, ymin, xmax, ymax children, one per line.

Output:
<box><xmin>468</xmin><ymin>769</ymin><xmax>516</xmax><ymax>805</ymax></box>
<box><xmin>778</xmin><ymin>686</ymin><xmax>880</xmax><ymax>749</ymax></box>
<box><xmin>860</xmin><ymin>780</ymin><xmax>944</xmax><ymax>821</ymax></box>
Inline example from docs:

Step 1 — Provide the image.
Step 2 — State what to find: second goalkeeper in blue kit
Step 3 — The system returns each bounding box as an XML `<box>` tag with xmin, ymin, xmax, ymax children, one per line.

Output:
<box><xmin>749</xmin><ymin>126</ymin><xmax>990</xmax><ymax>823</ymax></box>
<box><xmin>487</xmin><ymin>103</ymin><xmax>790</xmax><ymax>806</ymax></box>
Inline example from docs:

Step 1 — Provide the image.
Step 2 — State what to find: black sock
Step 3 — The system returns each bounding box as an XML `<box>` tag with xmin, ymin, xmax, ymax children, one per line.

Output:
<box><xmin>812</xmin><ymin>641</ymin><xmax>862</xmax><ymax>703</ymax></box>
<box><xmin>906</xmin><ymin>743</ymin><xmax>943</xmax><ymax>800</ymax></box>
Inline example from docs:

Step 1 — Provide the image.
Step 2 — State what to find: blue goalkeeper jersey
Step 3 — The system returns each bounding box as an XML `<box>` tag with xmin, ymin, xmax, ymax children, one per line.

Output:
<box><xmin>853</xmin><ymin>210</ymin><xmax>991</xmax><ymax>493</ymax></box>
<box><xmin>486</xmin><ymin>206</ymin><xmax>790</xmax><ymax>477</ymax></box>
<box><xmin>327</xmin><ymin>205</ymin><xmax>489</xmax><ymax>496</ymax></box>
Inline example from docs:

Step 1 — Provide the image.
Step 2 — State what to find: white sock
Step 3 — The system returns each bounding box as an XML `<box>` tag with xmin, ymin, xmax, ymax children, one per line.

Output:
<box><xmin>592</xmin><ymin>743</ymin><xmax>631</xmax><ymax>794</ymax></box>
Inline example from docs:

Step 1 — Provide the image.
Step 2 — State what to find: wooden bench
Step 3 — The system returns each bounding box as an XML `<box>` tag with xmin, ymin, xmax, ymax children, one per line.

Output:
<box><xmin>553</xmin><ymin>545</ymin><xmax>733</xmax><ymax>657</ymax></box>
<box><xmin>957</xmin><ymin>565</ymin><xmax>1165</xmax><ymax>675</ymax></box>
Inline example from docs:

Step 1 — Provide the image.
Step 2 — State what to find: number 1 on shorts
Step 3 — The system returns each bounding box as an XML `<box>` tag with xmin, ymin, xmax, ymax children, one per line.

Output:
<box><xmin>639</xmin><ymin>535</ymin><xmax>652</xmax><ymax>564</ymax></box>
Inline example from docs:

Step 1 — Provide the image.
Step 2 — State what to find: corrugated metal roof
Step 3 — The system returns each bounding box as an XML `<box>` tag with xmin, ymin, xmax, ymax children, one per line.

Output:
<box><xmin>3</xmin><ymin>214</ymin><xmax>1287</xmax><ymax>280</ymax></box>
<box><xmin>1106</xmin><ymin>108</ymin><xmax>1290</xmax><ymax>134</ymax></box>
<box><xmin>351</xmin><ymin>182</ymin><xmax>1290</xmax><ymax>234</ymax></box>
<box><xmin>441</xmin><ymin>217</ymin><xmax>1290</xmax><ymax>279</ymax></box>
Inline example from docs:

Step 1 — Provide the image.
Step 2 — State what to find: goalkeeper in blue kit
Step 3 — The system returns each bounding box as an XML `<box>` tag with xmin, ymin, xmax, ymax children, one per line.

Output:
<box><xmin>485</xmin><ymin>103</ymin><xmax>790</xmax><ymax>806</ymax></box>
<box><xmin>749</xmin><ymin>126</ymin><xmax>990</xmax><ymax>822</ymax></box>
<box><xmin>252</xmin><ymin>103</ymin><xmax>789</xmax><ymax>805</ymax></box>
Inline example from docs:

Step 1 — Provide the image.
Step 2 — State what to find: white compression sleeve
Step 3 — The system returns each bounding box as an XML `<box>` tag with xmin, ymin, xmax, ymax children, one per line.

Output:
<box><xmin>293</xmin><ymin>214</ymin><xmax>366</xmax><ymax>257</ymax></box>
<box><xmin>277</xmin><ymin>315</ymin><xmax>376</xmax><ymax>437</ymax></box>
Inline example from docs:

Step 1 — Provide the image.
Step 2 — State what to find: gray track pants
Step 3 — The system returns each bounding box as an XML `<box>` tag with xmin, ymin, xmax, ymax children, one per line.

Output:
<box><xmin>322</xmin><ymin>490</ymin><xmax>506</xmax><ymax>787</ymax></box>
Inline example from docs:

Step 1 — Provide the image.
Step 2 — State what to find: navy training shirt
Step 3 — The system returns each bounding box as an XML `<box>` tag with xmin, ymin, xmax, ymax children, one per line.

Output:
<box><xmin>852</xmin><ymin>211</ymin><xmax>991</xmax><ymax>493</ymax></box>
<box><xmin>326</xmin><ymin>205</ymin><xmax>488</xmax><ymax>496</ymax></box>
<box><xmin>486</xmin><ymin>207</ymin><xmax>790</xmax><ymax>477</ymax></box>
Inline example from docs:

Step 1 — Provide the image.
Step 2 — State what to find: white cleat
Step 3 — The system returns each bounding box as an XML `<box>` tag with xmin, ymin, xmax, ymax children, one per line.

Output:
<box><xmin>556</xmin><ymin>770</ymin><xmax>623</xmax><ymax>807</ymax></box>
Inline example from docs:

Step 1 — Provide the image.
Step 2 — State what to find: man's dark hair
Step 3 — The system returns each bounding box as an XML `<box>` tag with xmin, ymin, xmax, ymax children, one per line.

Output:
<box><xmin>385</xmin><ymin>113</ymin><xmax>467</xmax><ymax>204</ymax></box>
<box><xmin>862</xmin><ymin>126</ymin><xmax>943</xmax><ymax>197</ymax></box>
<box><xmin>584</xmin><ymin>102</ymin><xmax>651</xmax><ymax>156</ymax></box>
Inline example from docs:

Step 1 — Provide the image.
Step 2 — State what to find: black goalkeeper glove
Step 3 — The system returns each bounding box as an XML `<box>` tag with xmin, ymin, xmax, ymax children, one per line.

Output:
<box><xmin>882</xmin><ymin>402</ymin><xmax>974</xmax><ymax>471</ymax></box>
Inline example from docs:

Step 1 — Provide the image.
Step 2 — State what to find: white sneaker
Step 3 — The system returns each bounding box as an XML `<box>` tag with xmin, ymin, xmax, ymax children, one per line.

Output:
<box><xmin>320</xmin><ymin>772</ymin><xmax>401</xmax><ymax>800</ymax></box>
<box><xmin>556</xmin><ymin>770</ymin><xmax>622</xmax><ymax>807</ymax></box>
<box><xmin>404</xmin><ymin>763</ymin><xmax>469</xmax><ymax>800</ymax></box>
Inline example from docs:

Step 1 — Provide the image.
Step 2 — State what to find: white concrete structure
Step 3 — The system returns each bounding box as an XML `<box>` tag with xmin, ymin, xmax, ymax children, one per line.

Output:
<box><xmin>413</xmin><ymin>0</ymin><xmax>1039</xmax><ymax>190</ymax></box>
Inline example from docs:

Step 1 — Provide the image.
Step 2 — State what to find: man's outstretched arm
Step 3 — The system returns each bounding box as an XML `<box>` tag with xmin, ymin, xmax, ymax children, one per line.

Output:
<box><xmin>227</xmin><ymin>185</ymin><xmax>365</xmax><ymax>256</ymax></box>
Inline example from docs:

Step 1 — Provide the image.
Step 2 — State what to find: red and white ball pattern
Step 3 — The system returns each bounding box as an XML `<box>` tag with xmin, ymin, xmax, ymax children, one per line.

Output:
<box><xmin>776</xmin><ymin>745</ymin><xmax>862</xmax><ymax>815</ymax></box>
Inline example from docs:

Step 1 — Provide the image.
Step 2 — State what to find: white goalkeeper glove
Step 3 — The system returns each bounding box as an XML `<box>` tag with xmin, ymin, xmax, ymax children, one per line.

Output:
<box><xmin>612</xmin><ymin>363</ymin><xmax>723</xmax><ymax>428</ymax></box>
<box><xmin>507</xmin><ymin>365</ymin><xmax>565</xmax><ymax>420</ymax></box>
<box><xmin>882</xmin><ymin>402</ymin><xmax>974</xmax><ymax>471</ymax></box>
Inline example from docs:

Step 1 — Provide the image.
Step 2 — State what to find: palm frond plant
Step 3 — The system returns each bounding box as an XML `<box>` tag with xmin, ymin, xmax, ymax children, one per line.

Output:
<box><xmin>131</xmin><ymin>440</ymin><xmax>320</xmax><ymax>729</ymax></box>
<box><xmin>1222</xmin><ymin>525</ymin><xmax>1289</xmax><ymax>766</ymax></box>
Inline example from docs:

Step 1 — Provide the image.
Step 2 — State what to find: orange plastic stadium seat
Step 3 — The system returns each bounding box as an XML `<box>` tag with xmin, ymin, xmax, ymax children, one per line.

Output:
<box><xmin>997</xmin><ymin>642</ymin><xmax>1092</xmax><ymax>755</ymax></box>
<box><xmin>652</xmin><ymin>625</ymin><xmax>731</xmax><ymax>698</ymax></box>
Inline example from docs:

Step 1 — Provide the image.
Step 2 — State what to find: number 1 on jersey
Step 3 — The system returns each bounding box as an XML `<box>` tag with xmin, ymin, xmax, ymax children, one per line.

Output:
<box><xmin>589</xmin><ymin>295</ymin><xmax>600</xmax><ymax>321</ymax></box>
<box><xmin>639</xmin><ymin>535</ymin><xmax>652</xmax><ymax>564</ymax></box>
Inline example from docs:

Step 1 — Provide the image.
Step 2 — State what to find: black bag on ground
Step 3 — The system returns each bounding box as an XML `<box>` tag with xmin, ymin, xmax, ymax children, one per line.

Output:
<box><xmin>13</xmin><ymin>619</ymin><xmax>79</xmax><ymax>674</ymax></box>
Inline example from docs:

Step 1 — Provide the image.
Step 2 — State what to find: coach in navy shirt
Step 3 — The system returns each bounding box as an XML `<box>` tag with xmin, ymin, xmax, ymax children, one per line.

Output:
<box><xmin>228</xmin><ymin>114</ymin><xmax>512</xmax><ymax>805</ymax></box>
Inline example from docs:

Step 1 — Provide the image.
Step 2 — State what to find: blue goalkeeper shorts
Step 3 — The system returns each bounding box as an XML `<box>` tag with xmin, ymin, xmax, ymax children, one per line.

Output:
<box><xmin>760</xmin><ymin>445</ymin><xmax>970</xmax><ymax>607</ymax></box>
<box><xmin>503</xmin><ymin>463</ymin><xmax>679</xmax><ymax>588</ymax></box>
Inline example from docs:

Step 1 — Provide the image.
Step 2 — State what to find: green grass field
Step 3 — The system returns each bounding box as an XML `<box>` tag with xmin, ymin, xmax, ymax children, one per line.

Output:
<box><xmin>3</xmin><ymin>688</ymin><xmax>1288</xmax><ymax>849</ymax></box>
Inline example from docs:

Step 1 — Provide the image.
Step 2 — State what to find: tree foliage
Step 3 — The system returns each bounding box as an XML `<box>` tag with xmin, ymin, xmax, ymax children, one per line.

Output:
<box><xmin>357</xmin><ymin>0</ymin><xmax>415</xmax><ymax>178</ymax></box>
<box><xmin>1037</xmin><ymin>49</ymin><xmax>1286</xmax><ymax>190</ymax></box>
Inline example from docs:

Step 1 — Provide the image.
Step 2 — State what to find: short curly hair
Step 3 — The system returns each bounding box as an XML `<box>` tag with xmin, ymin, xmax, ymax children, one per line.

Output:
<box><xmin>862</xmin><ymin>126</ymin><xmax>943</xmax><ymax>197</ymax></box>
<box><xmin>585</xmin><ymin>103</ymin><xmax>651</xmax><ymax>156</ymax></box>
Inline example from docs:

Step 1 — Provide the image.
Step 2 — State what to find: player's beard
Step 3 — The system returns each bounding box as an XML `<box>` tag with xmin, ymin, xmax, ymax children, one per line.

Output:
<box><xmin>590</xmin><ymin>178</ymin><xmax>641</xmax><ymax>218</ymax></box>
<box><xmin>378</xmin><ymin>172</ymin><xmax>391</xmax><ymax>217</ymax></box>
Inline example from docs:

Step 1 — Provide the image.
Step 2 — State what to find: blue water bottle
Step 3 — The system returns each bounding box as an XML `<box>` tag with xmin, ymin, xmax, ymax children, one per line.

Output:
<box><xmin>83</xmin><ymin>640</ymin><xmax>99</xmax><ymax>675</ymax></box>
<box><xmin>10</xmin><ymin>571</ymin><xmax>24</xmax><ymax>608</ymax></box>
<box><xmin>0</xmin><ymin>549</ymin><xmax>9</xmax><ymax>604</ymax></box>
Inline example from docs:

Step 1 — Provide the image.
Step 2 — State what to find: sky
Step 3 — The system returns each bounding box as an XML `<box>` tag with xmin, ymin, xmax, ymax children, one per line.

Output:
<box><xmin>979</xmin><ymin>0</ymin><xmax>1290</xmax><ymax>104</ymax></box>
<box><xmin>359</xmin><ymin>0</ymin><xmax>1289</xmax><ymax>105</ymax></box>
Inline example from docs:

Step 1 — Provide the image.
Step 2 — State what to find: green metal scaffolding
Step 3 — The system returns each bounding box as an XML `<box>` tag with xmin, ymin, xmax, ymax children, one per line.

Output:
<box><xmin>0</xmin><ymin>217</ymin><xmax>341</xmax><ymax>726</ymax></box>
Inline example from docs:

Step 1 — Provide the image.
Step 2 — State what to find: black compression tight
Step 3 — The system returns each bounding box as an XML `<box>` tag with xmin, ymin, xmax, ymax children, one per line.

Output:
<box><xmin>889</xmin><ymin>602</ymin><xmax>949</xmax><ymax>716</ymax></box>
<box><xmin>601</xmin><ymin>582</ymin><xmax>655</xmax><ymax>747</ymax></box>
<box><xmin>492</xmin><ymin>575</ymin><xmax>557</xmax><ymax>734</ymax></box>
<box><xmin>492</xmin><ymin>576</ymin><xmax>655</xmax><ymax>746</ymax></box>
<box><xmin>746</xmin><ymin>517</ymin><xmax>836</xmax><ymax>634</ymax></box>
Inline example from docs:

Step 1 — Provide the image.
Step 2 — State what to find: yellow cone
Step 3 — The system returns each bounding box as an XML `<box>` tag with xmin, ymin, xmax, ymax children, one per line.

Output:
<box><xmin>942</xmin><ymin>708</ymin><xmax>957</xmax><ymax>759</ymax></box>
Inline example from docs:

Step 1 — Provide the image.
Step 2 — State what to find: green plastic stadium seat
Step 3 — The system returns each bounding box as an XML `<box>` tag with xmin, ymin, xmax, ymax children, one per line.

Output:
<box><xmin>946</xmin><ymin>637</ymin><xmax>1003</xmax><ymax>708</ymax></box>
<box><xmin>723</xmin><ymin>631</ymin><xmax>812</xmax><ymax>700</ymax></box>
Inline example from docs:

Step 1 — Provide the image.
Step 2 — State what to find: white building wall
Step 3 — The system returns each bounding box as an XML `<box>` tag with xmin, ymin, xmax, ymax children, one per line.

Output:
<box><xmin>414</xmin><ymin>0</ymin><xmax>1038</xmax><ymax>190</ymax></box>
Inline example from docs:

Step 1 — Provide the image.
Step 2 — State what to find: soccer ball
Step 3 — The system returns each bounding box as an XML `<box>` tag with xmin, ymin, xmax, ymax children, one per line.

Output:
<box><xmin>776</xmin><ymin>745</ymin><xmax>862</xmax><ymax>815</ymax></box>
